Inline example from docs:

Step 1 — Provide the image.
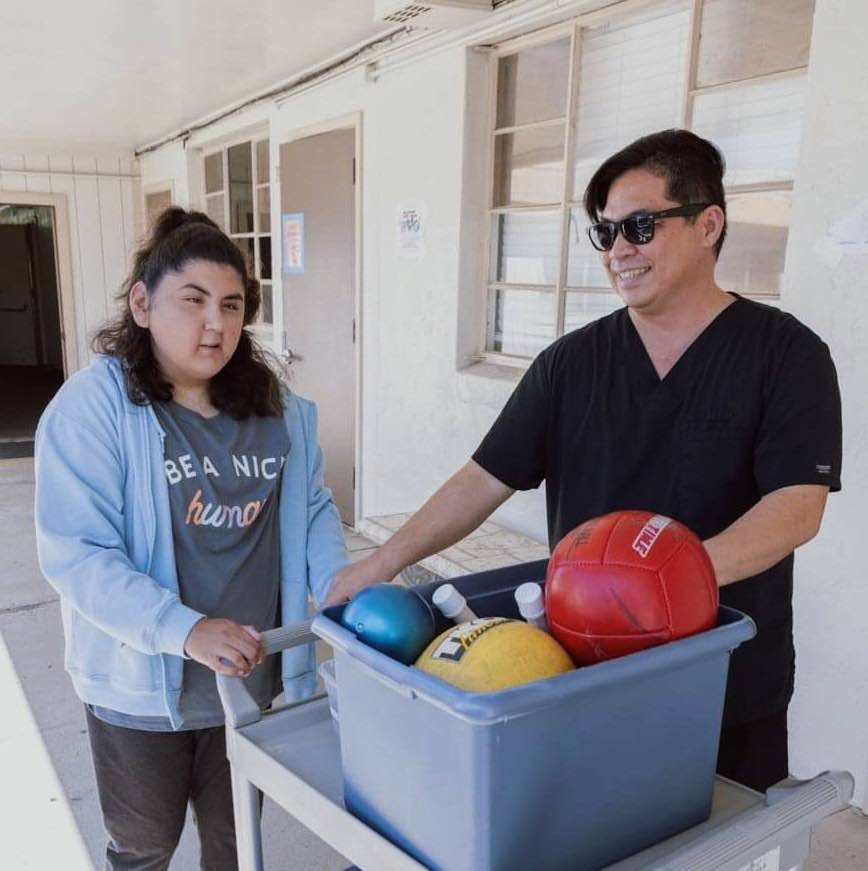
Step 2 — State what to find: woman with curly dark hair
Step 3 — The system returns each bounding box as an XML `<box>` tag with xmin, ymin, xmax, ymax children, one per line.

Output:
<box><xmin>35</xmin><ymin>207</ymin><xmax>347</xmax><ymax>869</ymax></box>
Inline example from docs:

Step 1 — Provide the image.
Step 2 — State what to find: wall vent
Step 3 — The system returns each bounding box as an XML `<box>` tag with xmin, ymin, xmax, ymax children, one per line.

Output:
<box><xmin>384</xmin><ymin>4</ymin><xmax>433</xmax><ymax>25</ymax></box>
<box><xmin>375</xmin><ymin>0</ymin><xmax>493</xmax><ymax>30</ymax></box>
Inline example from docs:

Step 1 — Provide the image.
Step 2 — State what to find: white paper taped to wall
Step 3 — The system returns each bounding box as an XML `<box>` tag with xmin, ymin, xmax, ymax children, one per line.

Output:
<box><xmin>814</xmin><ymin>196</ymin><xmax>868</xmax><ymax>268</ymax></box>
<box><xmin>828</xmin><ymin>198</ymin><xmax>868</xmax><ymax>245</ymax></box>
<box><xmin>813</xmin><ymin>236</ymin><xmax>845</xmax><ymax>269</ymax></box>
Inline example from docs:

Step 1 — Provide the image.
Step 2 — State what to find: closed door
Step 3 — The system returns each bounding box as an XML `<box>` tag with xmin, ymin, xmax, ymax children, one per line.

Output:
<box><xmin>280</xmin><ymin>128</ymin><xmax>356</xmax><ymax>523</ymax></box>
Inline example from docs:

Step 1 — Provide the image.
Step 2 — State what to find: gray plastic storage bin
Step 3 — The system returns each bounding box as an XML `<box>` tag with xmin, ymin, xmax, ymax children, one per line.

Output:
<box><xmin>312</xmin><ymin>560</ymin><xmax>755</xmax><ymax>871</ymax></box>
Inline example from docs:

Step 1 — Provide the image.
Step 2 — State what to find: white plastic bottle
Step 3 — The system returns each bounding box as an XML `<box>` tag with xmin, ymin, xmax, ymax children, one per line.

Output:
<box><xmin>432</xmin><ymin>583</ymin><xmax>479</xmax><ymax>624</ymax></box>
<box><xmin>515</xmin><ymin>582</ymin><xmax>549</xmax><ymax>632</ymax></box>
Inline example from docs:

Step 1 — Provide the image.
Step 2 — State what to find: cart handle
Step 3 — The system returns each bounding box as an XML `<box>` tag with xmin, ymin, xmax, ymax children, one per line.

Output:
<box><xmin>652</xmin><ymin>770</ymin><xmax>855</xmax><ymax>870</ymax></box>
<box><xmin>217</xmin><ymin>621</ymin><xmax>317</xmax><ymax>729</ymax></box>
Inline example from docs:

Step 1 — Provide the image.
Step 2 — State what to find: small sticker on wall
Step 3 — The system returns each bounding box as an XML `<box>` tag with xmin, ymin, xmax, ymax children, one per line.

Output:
<box><xmin>282</xmin><ymin>213</ymin><xmax>304</xmax><ymax>275</ymax></box>
<box><xmin>397</xmin><ymin>205</ymin><xmax>425</xmax><ymax>259</ymax></box>
<box><xmin>737</xmin><ymin>847</ymin><xmax>780</xmax><ymax>871</ymax></box>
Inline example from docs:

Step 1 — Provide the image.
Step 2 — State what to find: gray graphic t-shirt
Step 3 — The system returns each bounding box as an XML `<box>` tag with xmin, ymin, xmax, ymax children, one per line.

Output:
<box><xmin>91</xmin><ymin>401</ymin><xmax>290</xmax><ymax>731</ymax></box>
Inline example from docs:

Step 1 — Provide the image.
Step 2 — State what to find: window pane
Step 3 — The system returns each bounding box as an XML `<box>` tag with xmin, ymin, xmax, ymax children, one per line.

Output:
<box><xmin>234</xmin><ymin>237</ymin><xmax>254</xmax><ymax>275</ymax></box>
<box><xmin>490</xmin><ymin>288</ymin><xmax>555</xmax><ymax>357</ymax></box>
<box><xmin>257</xmin><ymin>187</ymin><xmax>271</xmax><ymax>232</ymax></box>
<box><xmin>716</xmin><ymin>190</ymin><xmax>791</xmax><ymax>297</ymax></box>
<box><xmin>228</xmin><ymin>142</ymin><xmax>254</xmax><ymax>234</ymax></box>
<box><xmin>566</xmin><ymin>208</ymin><xmax>611</xmax><ymax>288</ymax></box>
<box><xmin>573</xmin><ymin>0</ymin><xmax>690</xmax><ymax>198</ymax></box>
<box><xmin>697</xmin><ymin>0</ymin><xmax>814</xmax><ymax>88</ymax></box>
<box><xmin>491</xmin><ymin>211</ymin><xmax>560</xmax><ymax>286</ymax></box>
<box><xmin>259</xmin><ymin>282</ymin><xmax>273</xmax><ymax>325</ymax></box>
<box><xmin>692</xmin><ymin>73</ymin><xmax>806</xmax><ymax>185</ymax></box>
<box><xmin>496</xmin><ymin>38</ymin><xmax>571</xmax><ymax>129</ymax></box>
<box><xmin>204</xmin><ymin>153</ymin><xmax>223</xmax><ymax>194</ymax></box>
<box><xmin>256</xmin><ymin>139</ymin><xmax>270</xmax><ymax>184</ymax></box>
<box><xmin>205</xmin><ymin>193</ymin><xmax>225</xmax><ymax>231</ymax></box>
<box><xmin>565</xmin><ymin>290</ymin><xmax>622</xmax><ymax>333</ymax></box>
<box><xmin>494</xmin><ymin>125</ymin><xmax>565</xmax><ymax>207</ymax></box>
<box><xmin>258</xmin><ymin>237</ymin><xmax>272</xmax><ymax>281</ymax></box>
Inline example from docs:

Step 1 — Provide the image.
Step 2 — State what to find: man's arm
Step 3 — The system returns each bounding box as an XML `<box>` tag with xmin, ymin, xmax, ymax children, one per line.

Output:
<box><xmin>324</xmin><ymin>460</ymin><xmax>514</xmax><ymax>605</ymax></box>
<box><xmin>702</xmin><ymin>484</ymin><xmax>829</xmax><ymax>586</ymax></box>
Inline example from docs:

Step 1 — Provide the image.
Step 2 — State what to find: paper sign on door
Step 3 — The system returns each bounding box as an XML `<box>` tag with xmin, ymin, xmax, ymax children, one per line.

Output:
<box><xmin>282</xmin><ymin>213</ymin><xmax>305</xmax><ymax>275</ymax></box>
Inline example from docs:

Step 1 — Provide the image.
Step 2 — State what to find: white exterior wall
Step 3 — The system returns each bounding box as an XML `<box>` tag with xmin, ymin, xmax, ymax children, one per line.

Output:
<box><xmin>783</xmin><ymin>0</ymin><xmax>868</xmax><ymax>809</ymax></box>
<box><xmin>139</xmin><ymin>141</ymin><xmax>191</xmax><ymax>209</ymax></box>
<box><xmin>0</xmin><ymin>150</ymin><xmax>141</xmax><ymax>370</ymax></box>
<box><xmin>358</xmin><ymin>50</ymin><xmax>548</xmax><ymax>540</ymax></box>
<box><xmin>138</xmin><ymin>0</ymin><xmax>868</xmax><ymax>806</ymax></box>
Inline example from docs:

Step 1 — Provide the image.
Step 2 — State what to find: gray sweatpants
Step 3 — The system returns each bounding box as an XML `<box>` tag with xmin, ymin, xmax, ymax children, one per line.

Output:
<box><xmin>85</xmin><ymin>706</ymin><xmax>239</xmax><ymax>871</ymax></box>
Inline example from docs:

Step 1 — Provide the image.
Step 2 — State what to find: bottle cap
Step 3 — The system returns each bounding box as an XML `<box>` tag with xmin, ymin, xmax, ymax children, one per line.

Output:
<box><xmin>432</xmin><ymin>583</ymin><xmax>467</xmax><ymax>620</ymax></box>
<box><xmin>515</xmin><ymin>582</ymin><xmax>546</xmax><ymax>620</ymax></box>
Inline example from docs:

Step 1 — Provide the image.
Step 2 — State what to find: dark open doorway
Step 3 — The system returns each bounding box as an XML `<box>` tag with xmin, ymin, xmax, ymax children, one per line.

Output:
<box><xmin>0</xmin><ymin>204</ymin><xmax>65</xmax><ymax>458</ymax></box>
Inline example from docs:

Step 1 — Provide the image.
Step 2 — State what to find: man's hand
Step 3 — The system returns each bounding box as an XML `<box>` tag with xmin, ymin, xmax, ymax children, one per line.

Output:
<box><xmin>184</xmin><ymin>618</ymin><xmax>264</xmax><ymax>677</ymax></box>
<box><xmin>323</xmin><ymin>461</ymin><xmax>513</xmax><ymax>609</ymax></box>
<box><xmin>324</xmin><ymin>556</ymin><xmax>391</xmax><ymax>607</ymax></box>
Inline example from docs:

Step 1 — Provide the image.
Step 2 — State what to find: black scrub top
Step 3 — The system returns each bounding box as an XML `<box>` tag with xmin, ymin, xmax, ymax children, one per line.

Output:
<box><xmin>473</xmin><ymin>295</ymin><xmax>842</xmax><ymax>726</ymax></box>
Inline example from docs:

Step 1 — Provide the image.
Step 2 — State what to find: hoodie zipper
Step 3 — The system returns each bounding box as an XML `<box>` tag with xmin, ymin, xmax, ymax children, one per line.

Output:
<box><xmin>143</xmin><ymin>403</ymin><xmax>166</xmax><ymax>577</ymax></box>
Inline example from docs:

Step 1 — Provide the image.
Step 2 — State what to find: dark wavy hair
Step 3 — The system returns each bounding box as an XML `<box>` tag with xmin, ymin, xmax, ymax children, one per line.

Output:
<box><xmin>93</xmin><ymin>207</ymin><xmax>283</xmax><ymax>418</ymax></box>
<box><xmin>584</xmin><ymin>129</ymin><xmax>728</xmax><ymax>258</ymax></box>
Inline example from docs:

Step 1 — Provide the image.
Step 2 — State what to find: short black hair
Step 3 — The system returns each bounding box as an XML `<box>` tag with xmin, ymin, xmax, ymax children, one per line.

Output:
<box><xmin>584</xmin><ymin>129</ymin><xmax>727</xmax><ymax>258</ymax></box>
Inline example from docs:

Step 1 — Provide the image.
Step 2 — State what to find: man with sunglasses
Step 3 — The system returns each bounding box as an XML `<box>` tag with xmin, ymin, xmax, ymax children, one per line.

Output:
<box><xmin>328</xmin><ymin>129</ymin><xmax>841</xmax><ymax>793</ymax></box>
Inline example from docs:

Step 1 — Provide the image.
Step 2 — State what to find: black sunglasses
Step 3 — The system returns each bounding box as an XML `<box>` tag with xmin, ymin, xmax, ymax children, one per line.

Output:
<box><xmin>587</xmin><ymin>203</ymin><xmax>712</xmax><ymax>252</ymax></box>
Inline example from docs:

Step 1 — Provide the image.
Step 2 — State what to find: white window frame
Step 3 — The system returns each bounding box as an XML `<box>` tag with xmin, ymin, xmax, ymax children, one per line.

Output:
<box><xmin>201</xmin><ymin>131</ymin><xmax>273</xmax><ymax>337</ymax></box>
<box><xmin>480</xmin><ymin>0</ymin><xmax>811</xmax><ymax>366</ymax></box>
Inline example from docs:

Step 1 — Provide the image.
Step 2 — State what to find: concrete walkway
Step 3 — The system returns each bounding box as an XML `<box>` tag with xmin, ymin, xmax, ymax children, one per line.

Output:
<box><xmin>2</xmin><ymin>456</ymin><xmax>867</xmax><ymax>870</ymax></box>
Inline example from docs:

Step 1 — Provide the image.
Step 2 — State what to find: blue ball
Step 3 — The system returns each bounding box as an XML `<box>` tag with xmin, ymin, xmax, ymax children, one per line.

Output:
<box><xmin>341</xmin><ymin>584</ymin><xmax>436</xmax><ymax>665</ymax></box>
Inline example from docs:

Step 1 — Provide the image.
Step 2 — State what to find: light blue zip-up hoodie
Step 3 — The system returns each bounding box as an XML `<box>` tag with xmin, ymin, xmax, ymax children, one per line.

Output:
<box><xmin>34</xmin><ymin>356</ymin><xmax>348</xmax><ymax>727</ymax></box>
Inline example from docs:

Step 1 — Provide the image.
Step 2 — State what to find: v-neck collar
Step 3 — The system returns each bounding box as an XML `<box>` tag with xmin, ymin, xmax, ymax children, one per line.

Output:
<box><xmin>623</xmin><ymin>293</ymin><xmax>742</xmax><ymax>392</ymax></box>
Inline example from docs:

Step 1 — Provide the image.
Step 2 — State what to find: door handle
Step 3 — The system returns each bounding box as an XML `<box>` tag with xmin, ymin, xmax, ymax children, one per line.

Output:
<box><xmin>281</xmin><ymin>348</ymin><xmax>304</xmax><ymax>365</ymax></box>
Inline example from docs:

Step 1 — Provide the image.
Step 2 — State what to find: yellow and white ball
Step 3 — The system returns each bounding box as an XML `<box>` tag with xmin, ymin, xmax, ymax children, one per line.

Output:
<box><xmin>415</xmin><ymin>617</ymin><xmax>574</xmax><ymax>692</ymax></box>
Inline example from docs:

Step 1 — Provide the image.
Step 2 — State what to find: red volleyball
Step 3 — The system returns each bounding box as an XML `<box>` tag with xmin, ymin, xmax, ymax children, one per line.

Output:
<box><xmin>545</xmin><ymin>510</ymin><xmax>718</xmax><ymax>665</ymax></box>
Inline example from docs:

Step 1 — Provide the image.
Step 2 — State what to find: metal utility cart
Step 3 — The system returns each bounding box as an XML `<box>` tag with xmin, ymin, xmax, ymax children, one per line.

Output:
<box><xmin>217</xmin><ymin>624</ymin><xmax>854</xmax><ymax>871</ymax></box>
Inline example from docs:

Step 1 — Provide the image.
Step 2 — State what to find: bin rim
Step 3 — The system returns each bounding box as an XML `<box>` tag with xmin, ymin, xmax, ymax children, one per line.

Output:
<box><xmin>311</xmin><ymin>604</ymin><xmax>755</xmax><ymax>726</ymax></box>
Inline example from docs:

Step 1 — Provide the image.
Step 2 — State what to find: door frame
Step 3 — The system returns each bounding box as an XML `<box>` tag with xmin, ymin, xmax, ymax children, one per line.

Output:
<box><xmin>274</xmin><ymin>112</ymin><xmax>363</xmax><ymax>527</ymax></box>
<box><xmin>143</xmin><ymin>180</ymin><xmax>175</xmax><ymax>230</ymax></box>
<box><xmin>0</xmin><ymin>190</ymin><xmax>78</xmax><ymax>375</ymax></box>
